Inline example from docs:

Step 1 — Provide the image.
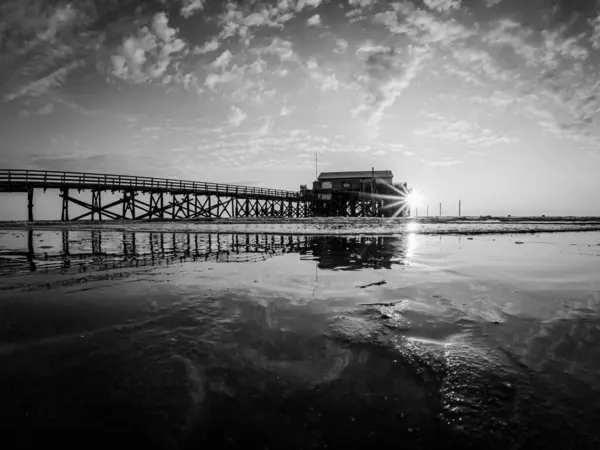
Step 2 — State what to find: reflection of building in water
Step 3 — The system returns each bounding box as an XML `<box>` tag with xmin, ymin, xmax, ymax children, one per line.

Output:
<box><xmin>308</xmin><ymin>235</ymin><xmax>409</xmax><ymax>270</ymax></box>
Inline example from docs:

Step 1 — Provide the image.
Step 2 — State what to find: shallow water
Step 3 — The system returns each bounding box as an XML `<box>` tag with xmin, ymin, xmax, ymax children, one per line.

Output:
<box><xmin>1</xmin><ymin>223</ymin><xmax>600</xmax><ymax>449</ymax></box>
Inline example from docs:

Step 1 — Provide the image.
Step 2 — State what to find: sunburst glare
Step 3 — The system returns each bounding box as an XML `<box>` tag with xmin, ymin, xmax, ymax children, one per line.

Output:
<box><xmin>405</xmin><ymin>190</ymin><xmax>423</xmax><ymax>209</ymax></box>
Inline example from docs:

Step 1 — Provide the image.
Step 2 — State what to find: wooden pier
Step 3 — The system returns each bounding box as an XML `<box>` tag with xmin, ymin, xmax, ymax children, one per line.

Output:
<box><xmin>0</xmin><ymin>169</ymin><xmax>411</xmax><ymax>221</ymax></box>
<box><xmin>0</xmin><ymin>169</ymin><xmax>310</xmax><ymax>221</ymax></box>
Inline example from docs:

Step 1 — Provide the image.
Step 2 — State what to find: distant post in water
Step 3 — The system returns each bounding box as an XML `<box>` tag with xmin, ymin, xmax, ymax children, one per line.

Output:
<box><xmin>416</xmin><ymin>207</ymin><xmax>418</xmax><ymax>217</ymax></box>
<box><xmin>439</xmin><ymin>202</ymin><xmax>441</xmax><ymax>217</ymax></box>
<box><xmin>427</xmin><ymin>205</ymin><xmax>429</xmax><ymax>217</ymax></box>
<box><xmin>459</xmin><ymin>200</ymin><xmax>461</xmax><ymax>217</ymax></box>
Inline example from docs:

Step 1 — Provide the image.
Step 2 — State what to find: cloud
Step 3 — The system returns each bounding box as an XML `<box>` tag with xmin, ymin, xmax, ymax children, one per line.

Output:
<box><xmin>181</xmin><ymin>0</ymin><xmax>206</xmax><ymax>19</ymax></box>
<box><xmin>591</xmin><ymin>14</ymin><xmax>600</xmax><ymax>49</ymax></box>
<box><xmin>423</xmin><ymin>0</ymin><xmax>461</xmax><ymax>13</ymax></box>
<box><xmin>466</xmin><ymin>45</ymin><xmax>600</xmax><ymax>151</ymax></box>
<box><xmin>228</xmin><ymin>105</ymin><xmax>247</xmax><ymax>127</ymax></box>
<box><xmin>483</xmin><ymin>0</ymin><xmax>504</xmax><ymax>6</ymax></box>
<box><xmin>204</xmin><ymin>64</ymin><xmax>246</xmax><ymax>90</ymax></box>
<box><xmin>355</xmin><ymin>41</ymin><xmax>392</xmax><ymax>58</ymax></box>
<box><xmin>414</xmin><ymin>113</ymin><xmax>516</xmax><ymax>146</ymax></box>
<box><xmin>334</xmin><ymin>38</ymin><xmax>348</xmax><ymax>53</ymax></box>
<box><xmin>280</xmin><ymin>103</ymin><xmax>294</xmax><ymax>116</ymax></box>
<box><xmin>3</xmin><ymin>59</ymin><xmax>86</xmax><ymax>102</ymax></box>
<box><xmin>373</xmin><ymin>6</ymin><xmax>473</xmax><ymax>45</ymax></box>
<box><xmin>0</xmin><ymin>2</ymin><xmax>100</xmax><ymax>102</ymax></box>
<box><xmin>296</xmin><ymin>0</ymin><xmax>324</xmax><ymax>12</ymax></box>
<box><xmin>1</xmin><ymin>2</ymin><xmax>82</xmax><ymax>54</ymax></box>
<box><xmin>152</xmin><ymin>12</ymin><xmax>178</xmax><ymax>43</ymax></box>
<box><xmin>256</xmin><ymin>117</ymin><xmax>273</xmax><ymax>136</ymax></box>
<box><xmin>483</xmin><ymin>19</ymin><xmax>537</xmax><ymax>66</ymax></box>
<box><xmin>230</xmin><ymin>78</ymin><xmax>277</xmax><ymax>104</ymax></box>
<box><xmin>520</xmin><ymin>100</ymin><xmax>600</xmax><ymax>149</ymax></box>
<box><xmin>37</xmin><ymin>103</ymin><xmax>55</xmax><ymax>115</ymax></box>
<box><xmin>249</xmin><ymin>58</ymin><xmax>267</xmax><ymax>74</ymax></box>
<box><xmin>348</xmin><ymin>0</ymin><xmax>376</xmax><ymax>6</ymax></box>
<box><xmin>45</xmin><ymin>91</ymin><xmax>99</xmax><ymax>116</ymax></box>
<box><xmin>484</xmin><ymin>19</ymin><xmax>588</xmax><ymax>70</ymax></box>
<box><xmin>420</xmin><ymin>158</ymin><xmax>465</xmax><ymax>166</ymax></box>
<box><xmin>445</xmin><ymin>45</ymin><xmax>516</xmax><ymax>85</ymax></box>
<box><xmin>539</xmin><ymin>28</ymin><xmax>589</xmax><ymax>67</ymax></box>
<box><xmin>346</xmin><ymin>0</ymin><xmax>376</xmax><ymax>20</ymax></box>
<box><xmin>217</xmin><ymin>1</ymin><xmax>300</xmax><ymax>41</ymax></box>
<box><xmin>35</xmin><ymin>4</ymin><xmax>78</xmax><ymax>42</ymax></box>
<box><xmin>307</xmin><ymin>14</ymin><xmax>322</xmax><ymax>27</ymax></box>
<box><xmin>210</xmin><ymin>49</ymin><xmax>233</xmax><ymax>70</ymax></box>
<box><xmin>306</xmin><ymin>57</ymin><xmax>340</xmax><ymax>92</ymax></box>
<box><xmin>260</xmin><ymin>37</ymin><xmax>296</xmax><ymax>61</ymax></box>
<box><xmin>352</xmin><ymin>45</ymin><xmax>430</xmax><ymax>139</ymax></box>
<box><xmin>193</xmin><ymin>38</ymin><xmax>220</xmax><ymax>54</ymax></box>
<box><xmin>198</xmin><ymin>128</ymin><xmax>416</xmax><ymax>171</ymax></box>
<box><xmin>471</xmin><ymin>91</ymin><xmax>517</xmax><ymax>110</ymax></box>
<box><xmin>110</xmin><ymin>12</ymin><xmax>187</xmax><ymax>85</ymax></box>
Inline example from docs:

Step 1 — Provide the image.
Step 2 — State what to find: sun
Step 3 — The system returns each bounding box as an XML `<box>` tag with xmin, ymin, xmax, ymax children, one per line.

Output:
<box><xmin>405</xmin><ymin>189</ymin><xmax>423</xmax><ymax>209</ymax></box>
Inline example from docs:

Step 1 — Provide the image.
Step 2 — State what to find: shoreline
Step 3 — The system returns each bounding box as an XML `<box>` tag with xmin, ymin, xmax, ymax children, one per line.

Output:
<box><xmin>0</xmin><ymin>218</ymin><xmax>600</xmax><ymax>236</ymax></box>
<box><xmin>1</xmin><ymin>216</ymin><xmax>600</xmax><ymax>226</ymax></box>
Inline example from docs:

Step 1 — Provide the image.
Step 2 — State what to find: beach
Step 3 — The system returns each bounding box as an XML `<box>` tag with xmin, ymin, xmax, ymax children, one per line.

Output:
<box><xmin>1</xmin><ymin>219</ymin><xmax>599</xmax><ymax>449</ymax></box>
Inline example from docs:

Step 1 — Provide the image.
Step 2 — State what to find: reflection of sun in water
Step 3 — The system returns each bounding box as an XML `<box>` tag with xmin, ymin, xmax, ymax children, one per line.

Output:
<box><xmin>406</xmin><ymin>231</ymin><xmax>418</xmax><ymax>261</ymax></box>
<box><xmin>407</xmin><ymin>222</ymin><xmax>418</xmax><ymax>232</ymax></box>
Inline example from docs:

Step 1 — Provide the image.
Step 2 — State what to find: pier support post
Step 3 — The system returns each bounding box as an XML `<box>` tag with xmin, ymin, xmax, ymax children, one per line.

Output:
<box><xmin>172</xmin><ymin>194</ymin><xmax>177</xmax><ymax>219</ymax></box>
<box><xmin>92</xmin><ymin>190</ymin><xmax>102</xmax><ymax>220</ymax></box>
<box><xmin>61</xmin><ymin>188</ymin><xmax>69</xmax><ymax>221</ymax></box>
<box><xmin>160</xmin><ymin>193</ymin><xmax>164</xmax><ymax>219</ymax></box>
<box><xmin>123</xmin><ymin>191</ymin><xmax>136</xmax><ymax>220</ymax></box>
<box><xmin>27</xmin><ymin>188</ymin><xmax>34</xmax><ymax>221</ymax></box>
<box><xmin>185</xmin><ymin>194</ymin><xmax>191</xmax><ymax>218</ymax></box>
<box><xmin>149</xmin><ymin>193</ymin><xmax>160</xmax><ymax>219</ymax></box>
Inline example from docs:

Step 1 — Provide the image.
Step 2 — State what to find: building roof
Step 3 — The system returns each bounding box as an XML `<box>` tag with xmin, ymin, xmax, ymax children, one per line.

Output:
<box><xmin>317</xmin><ymin>170</ymin><xmax>394</xmax><ymax>180</ymax></box>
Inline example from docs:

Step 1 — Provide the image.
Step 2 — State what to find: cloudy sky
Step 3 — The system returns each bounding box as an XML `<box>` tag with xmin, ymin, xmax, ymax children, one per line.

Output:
<box><xmin>1</xmin><ymin>0</ymin><xmax>600</xmax><ymax>217</ymax></box>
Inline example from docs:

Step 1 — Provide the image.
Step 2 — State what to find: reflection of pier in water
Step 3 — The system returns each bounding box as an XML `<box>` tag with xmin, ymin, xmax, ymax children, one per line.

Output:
<box><xmin>0</xmin><ymin>231</ymin><xmax>412</xmax><ymax>283</ymax></box>
<box><xmin>0</xmin><ymin>230</ymin><xmax>311</xmax><ymax>278</ymax></box>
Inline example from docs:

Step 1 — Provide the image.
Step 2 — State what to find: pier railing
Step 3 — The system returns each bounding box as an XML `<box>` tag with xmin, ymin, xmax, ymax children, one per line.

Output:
<box><xmin>0</xmin><ymin>169</ymin><xmax>301</xmax><ymax>199</ymax></box>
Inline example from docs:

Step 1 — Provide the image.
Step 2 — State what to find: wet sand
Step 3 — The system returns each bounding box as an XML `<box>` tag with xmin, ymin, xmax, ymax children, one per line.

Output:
<box><xmin>1</xmin><ymin>222</ymin><xmax>599</xmax><ymax>449</ymax></box>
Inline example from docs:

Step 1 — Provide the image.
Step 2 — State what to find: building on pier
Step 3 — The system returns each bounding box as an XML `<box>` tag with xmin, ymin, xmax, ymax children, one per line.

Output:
<box><xmin>302</xmin><ymin>168</ymin><xmax>411</xmax><ymax>217</ymax></box>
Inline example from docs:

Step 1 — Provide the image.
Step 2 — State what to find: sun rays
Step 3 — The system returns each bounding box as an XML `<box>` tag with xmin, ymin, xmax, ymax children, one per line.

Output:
<box><xmin>370</xmin><ymin>181</ymin><xmax>424</xmax><ymax>219</ymax></box>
